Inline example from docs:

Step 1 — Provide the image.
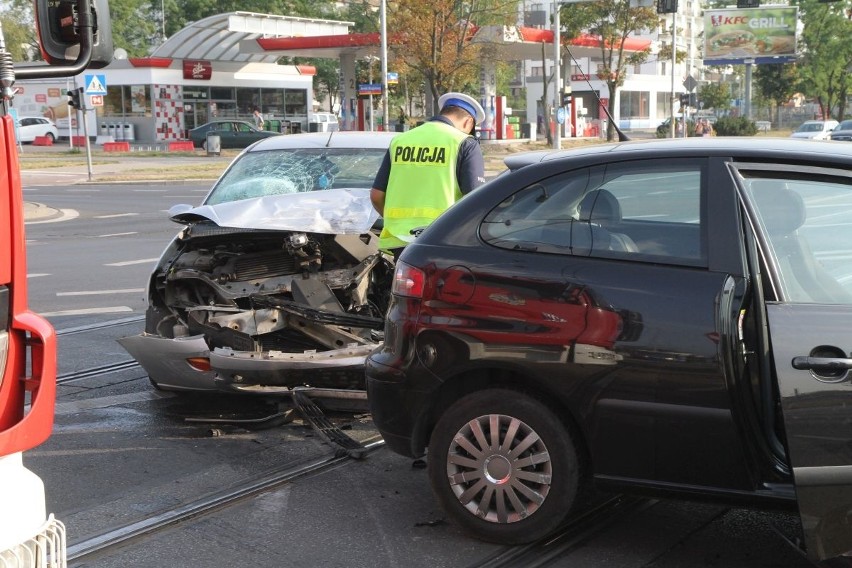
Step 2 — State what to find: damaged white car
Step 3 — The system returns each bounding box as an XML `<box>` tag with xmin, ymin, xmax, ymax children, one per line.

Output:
<box><xmin>119</xmin><ymin>132</ymin><xmax>396</xmax><ymax>394</ymax></box>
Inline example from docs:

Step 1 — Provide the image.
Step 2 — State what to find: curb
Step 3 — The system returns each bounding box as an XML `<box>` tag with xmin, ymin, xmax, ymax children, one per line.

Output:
<box><xmin>24</xmin><ymin>201</ymin><xmax>63</xmax><ymax>222</ymax></box>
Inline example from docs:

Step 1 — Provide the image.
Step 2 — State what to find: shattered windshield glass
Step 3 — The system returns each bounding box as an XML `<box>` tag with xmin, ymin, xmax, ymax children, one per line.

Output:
<box><xmin>206</xmin><ymin>148</ymin><xmax>386</xmax><ymax>205</ymax></box>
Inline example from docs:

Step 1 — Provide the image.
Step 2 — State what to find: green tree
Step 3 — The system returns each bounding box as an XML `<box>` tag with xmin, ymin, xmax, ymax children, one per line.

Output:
<box><xmin>754</xmin><ymin>63</ymin><xmax>799</xmax><ymax>127</ymax></box>
<box><xmin>0</xmin><ymin>15</ymin><xmax>39</xmax><ymax>62</ymax></box>
<box><xmin>561</xmin><ymin>0</ymin><xmax>658</xmax><ymax>140</ymax></box>
<box><xmin>109</xmin><ymin>0</ymin><xmax>160</xmax><ymax>57</ymax></box>
<box><xmin>792</xmin><ymin>0</ymin><xmax>852</xmax><ymax>120</ymax></box>
<box><xmin>389</xmin><ymin>0</ymin><xmax>516</xmax><ymax>114</ymax></box>
<box><xmin>698</xmin><ymin>81</ymin><xmax>730</xmax><ymax>113</ymax></box>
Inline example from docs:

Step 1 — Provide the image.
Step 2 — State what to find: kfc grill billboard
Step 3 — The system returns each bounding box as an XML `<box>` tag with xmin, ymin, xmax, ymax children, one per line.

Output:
<box><xmin>704</xmin><ymin>7</ymin><xmax>798</xmax><ymax>65</ymax></box>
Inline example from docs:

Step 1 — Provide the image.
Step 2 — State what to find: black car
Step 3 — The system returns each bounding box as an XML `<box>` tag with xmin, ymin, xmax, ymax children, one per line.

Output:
<box><xmin>366</xmin><ymin>137</ymin><xmax>852</xmax><ymax>563</ymax></box>
<box><xmin>830</xmin><ymin>119</ymin><xmax>852</xmax><ymax>142</ymax></box>
<box><xmin>188</xmin><ymin>119</ymin><xmax>279</xmax><ymax>149</ymax></box>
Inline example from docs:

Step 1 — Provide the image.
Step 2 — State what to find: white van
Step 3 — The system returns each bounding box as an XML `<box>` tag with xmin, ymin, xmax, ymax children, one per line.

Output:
<box><xmin>310</xmin><ymin>112</ymin><xmax>339</xmax><ymax>132</ymax></box>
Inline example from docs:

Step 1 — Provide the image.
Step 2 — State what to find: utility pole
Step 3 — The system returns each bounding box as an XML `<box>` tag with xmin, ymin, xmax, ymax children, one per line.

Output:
<box><xmin>380</xmin><ymin>0</ymin><xmax>389</xmax><ymax>131</ymax></box>
<box><xmin>553</xmin><ymin>0</ymin><xmax>561</xmax><ymax>150</ymax></box>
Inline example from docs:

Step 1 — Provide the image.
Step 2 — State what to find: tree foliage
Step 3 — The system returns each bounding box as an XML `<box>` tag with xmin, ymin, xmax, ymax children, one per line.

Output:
<box><xmin>389</xmin><ymin>0</ymin><xmax>516</xmax><ymax>115</ymax></box>
<box><xmin>561</xmin><ymin>0</ymin><xmax>657</xmax><ymax>140</ymax></box>
<box><xmin>0</xmin><ymin>15</ymin><xmax>39</xmax><ymax>62</ymax></box>
<box><xmin>754</xmin><ymin>63</ymin><xmax>799</xmax><ymax>125</ymax></box>
<box><xmin>698</xmin><ymin>81</ymin><xmax>730</xmax><ymax>112</ymax></box>
<box><xmin>792</xmin><ymin>0</ymin><xmax>852</xmax><ymax>120</ymax></box>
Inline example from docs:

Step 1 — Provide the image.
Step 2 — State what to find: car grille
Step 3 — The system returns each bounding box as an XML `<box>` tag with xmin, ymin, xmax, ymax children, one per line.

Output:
<box><xmin>235</xmin><ymin>251</ymin><xmax>297</xmax><ymax>280</ymax></box>
<box><xmin>832</xmin><ymin>135</ymin><xmax>852</xmax><ymax>141</ymax></box>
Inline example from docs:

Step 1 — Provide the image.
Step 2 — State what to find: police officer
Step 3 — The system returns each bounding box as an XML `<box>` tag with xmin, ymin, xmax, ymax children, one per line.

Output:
<box><xmin>370</xmin><ymin>92</ymin><xmax>486</xmax><ymax>254</ymax></box>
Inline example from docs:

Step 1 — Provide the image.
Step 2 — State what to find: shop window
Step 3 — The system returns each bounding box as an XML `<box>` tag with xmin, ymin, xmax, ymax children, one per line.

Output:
<box><xmin>619</xmin><ymin>90</ymin><xmax>647</xmax><ymax>119</ymax></box>
<box><xmin>104</xmin><ymin>85</ymin><xmax>122</xmax><ymax>115</ymax></box>
<box><xmin>284</xmin><ymin>89</ymin><xmax>307</xmax><ymax>120</ymax></box>
<box><xmin>237</xmin><ymin>87</ymin><xmax>260</xmax><ymax>116</ymax></box>
<box><xmin>211</xmin><ymin>87</ymin><xmax>234</xmax><ymax>100</ymax></box>
<box><xmin>124</xmin><ymin>85</ymin><xmax>150</xmax><ymax>116</ymax></box>
<box><xmin>184</xmin><ymin>88</ymin><xmax>209</xmax><ymax>100</ymax></box>
<box><xmin>262</xmin><ymin>89</ymin><xmax>285</xmax><ymax>117</ymax></box>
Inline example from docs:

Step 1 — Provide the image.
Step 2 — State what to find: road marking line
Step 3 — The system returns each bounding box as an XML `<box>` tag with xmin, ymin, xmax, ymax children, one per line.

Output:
<box><xmin>95</xmin><ymin>213</ymin><xmax>139</xmax><ymax>219</ymax></box>
<box><xmin>97</xmin><ymin>232</ymin><xmax>138</xmax><ymax>238</ymax></box>
<box><xmin>41</xmin><ymin>306</ymin><xmax>134</xmax><ymax>317</ymax></box>
<box><xmin>105</xmin><ymin>258</ymin><xmax>159</xmax><ymax>267</ymax></box>
<box><xmin>27</xmin><ymin>273</ymin><xmax>50</xmax><ymax>278</ymax></box>
<box><xmin>57</xmin><ymin>288</ymin><xmax>144</xmax><ymax>296</ymax></box>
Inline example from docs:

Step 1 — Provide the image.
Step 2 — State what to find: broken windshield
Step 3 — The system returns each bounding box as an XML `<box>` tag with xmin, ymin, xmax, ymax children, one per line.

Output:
<box><xmin>206</xmin><ymin>148</ymin><xmax>387</xmax><ymax>205</ymax></box>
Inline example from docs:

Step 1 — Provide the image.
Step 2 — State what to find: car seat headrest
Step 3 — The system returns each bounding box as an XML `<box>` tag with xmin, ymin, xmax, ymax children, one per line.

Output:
<box><xmin>579</xmin><ymin>189</ymin><xmax>622</xmax><ymax>224</ymax></box>
<box><xmin>751</xmin><ymin>184</ymin><xmax>806</xmax><ymax>235</ymax></box>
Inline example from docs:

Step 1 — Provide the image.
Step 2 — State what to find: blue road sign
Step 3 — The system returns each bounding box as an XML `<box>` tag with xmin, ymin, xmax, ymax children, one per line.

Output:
<box><xmin>556</xmin><ymin>107</ymin><xmax>566</xmax><ymax>125</ymax></box>
<box><xmin>84</xmin><ymin>74</ymin><xmax>107</xmax><ymax>95</ymax></box>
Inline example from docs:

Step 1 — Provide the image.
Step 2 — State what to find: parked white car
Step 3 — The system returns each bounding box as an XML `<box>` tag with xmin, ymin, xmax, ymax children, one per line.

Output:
<box><xmin>790</xmin><ymin>119</ymin><xmax>839</xmax><ymax>140</ymax></box>
<box><xmin>15</xmin><ymin>116</ymin><xmax>59</xmax><ymax>143</ymax></box>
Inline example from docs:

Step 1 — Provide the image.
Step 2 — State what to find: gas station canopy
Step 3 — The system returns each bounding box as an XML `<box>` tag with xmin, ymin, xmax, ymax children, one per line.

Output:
<box><xmin>150</xmin><ymin>12</ymin><xmax>354</xmax><ymax>63</ymax></box>
<box><xmin>150</xmin><ymin>12</ymin><xmax>651</xmax><ymax>64</ymax></box>
<box><xmin>237</xmin><ymin>25</ymin><xmax>651</xmax><ymax>61</ymax></box>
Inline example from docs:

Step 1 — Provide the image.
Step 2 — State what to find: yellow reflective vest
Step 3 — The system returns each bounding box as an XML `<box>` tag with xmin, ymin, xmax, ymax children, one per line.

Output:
<box><xmin>379</xmin><ymin>120</ymin><xmax>469</xmax><ymax>250</ymax></box>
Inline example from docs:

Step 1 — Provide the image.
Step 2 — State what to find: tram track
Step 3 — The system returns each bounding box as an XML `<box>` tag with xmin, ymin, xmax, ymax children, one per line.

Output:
<box><xmin>66</xmin><ymin>438</ymin><xmax>385</xmax><ymax>565</ymax></box>
<box><xmin>468</xmin><ymin>495</ymin><xmax>656</xmax><ymax>568</ymax></box>
<box><xmin>56</xmin><ymin>359</ymin><xmax>140</xmax><ymax>384</ymax></box>
<box><xmin>53</xmin><ymin>316</ymin><xmax>146</xmax><ymax>384</ymax></box>
<box><xmin>55</xmin><ymin>315</ymin><xmax>144</xmax><ymax>336</ymax></box>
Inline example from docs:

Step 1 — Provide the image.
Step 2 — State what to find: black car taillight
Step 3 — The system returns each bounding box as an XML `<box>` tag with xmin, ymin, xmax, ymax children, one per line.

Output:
<box><xmin>392</xmin><ymin>261</ymin><xmax>425</xmax><ymax>298</ymax></box>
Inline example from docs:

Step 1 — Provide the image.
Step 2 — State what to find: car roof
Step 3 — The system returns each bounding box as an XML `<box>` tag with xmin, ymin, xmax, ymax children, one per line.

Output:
<box><xmin>245</xmin><ymin>131</ymin><xmax>397</xmax><ymax>151</ymax></box>
<box><xmin>503</xmin><ymin>137</ymin><xmax>852</xmax><ymax>170</ymax></box>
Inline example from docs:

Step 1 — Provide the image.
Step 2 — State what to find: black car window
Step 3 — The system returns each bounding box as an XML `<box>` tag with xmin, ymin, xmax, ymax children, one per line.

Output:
<box><xmin>481</xmin><ymin>159</ymin><xmax>705</xmax><ymax>266</ymax></box>
<box><xmin>740</xmin><ymin>172</ymin><xmax>852</xmax><ymax>305</ymax></box>
<box><xmin>235</xmin><ymin>123</ymin><xmax>253</xmax><ymax>132</ymax></box>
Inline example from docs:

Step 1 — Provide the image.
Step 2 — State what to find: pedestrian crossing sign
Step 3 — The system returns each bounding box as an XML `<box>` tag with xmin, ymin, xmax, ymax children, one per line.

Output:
<box><xmin>84</xmin><ymin>74</ymin><xmax>107</xmax><ymax>95</ymax></box>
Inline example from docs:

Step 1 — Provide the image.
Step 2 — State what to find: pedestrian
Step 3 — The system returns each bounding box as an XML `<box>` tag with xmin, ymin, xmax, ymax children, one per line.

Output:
<box><xmin>703</xmin><ymin>119</ymin><xmax>715</xmax><ymax>137</ymax></box>
<box><xmin>252</xmin><ymin>107</ymin><xmax>264</xmax><ymax>130</ymax></box>
<box><xmin>370</xmin><ymin>92</ymin><xmax>486</xmax><ymax>256</ymax></box>
<box><xmin>694</xmin><ymin>119</ymin><xmax>706</xmax><ymax>137</ymax></box>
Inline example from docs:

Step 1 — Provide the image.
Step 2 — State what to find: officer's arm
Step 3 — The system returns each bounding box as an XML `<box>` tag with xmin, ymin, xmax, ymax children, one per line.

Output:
<box><xmin>456</xmin><ymin>137</ymin><xmax>486</xmax><ymax>194</ymax></box>
<box><xmin>370</xmin><ymin>151</ymin><xmax>392</xmax><ymax>215</ymax></box>
<box><xmin>370</xmin><ymin>188</ymin><xmax>385</xmax><ymax>216</ymax></box>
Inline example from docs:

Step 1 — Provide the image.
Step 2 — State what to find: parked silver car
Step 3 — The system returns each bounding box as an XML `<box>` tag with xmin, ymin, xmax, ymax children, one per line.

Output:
<box><xmin>119</xmin><ymin>131</ymin><xmax>396</xmax><ymax>394</ymax></box>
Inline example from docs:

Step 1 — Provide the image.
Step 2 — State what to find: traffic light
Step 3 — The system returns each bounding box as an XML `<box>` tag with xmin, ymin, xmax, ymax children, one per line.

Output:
<box><xmin>561</xmin><ymin>86</ymin><xmax>572</xmax><ymax>107</ymax></box>
<box><xmin>67</xmin><ymin>87</ymin><xmax>82</xmax><ymax>109</ymax></box>
<box><xmin>679</xmin><ymin>93</ymin><xmax>689</xmax><ymax>107</ymax></box>
<box><xmin>657</xmin><ymin>0</ymin><xmax>677</xmax><ymax>14</ymax></box>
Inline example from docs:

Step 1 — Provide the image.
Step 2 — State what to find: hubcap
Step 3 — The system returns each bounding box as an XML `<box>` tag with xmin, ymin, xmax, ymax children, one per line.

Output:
<box><xmin>446</xmin><ymin>413</ymin><xmax>552</xmax><ymax>524</ymax></box>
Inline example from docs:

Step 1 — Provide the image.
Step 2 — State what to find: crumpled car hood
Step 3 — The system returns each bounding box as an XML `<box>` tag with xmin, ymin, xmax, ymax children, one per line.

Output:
<box><xmin>170</xmin><ymin>188</ymin><xmax>380</xmax><ymax>234</ymax></box>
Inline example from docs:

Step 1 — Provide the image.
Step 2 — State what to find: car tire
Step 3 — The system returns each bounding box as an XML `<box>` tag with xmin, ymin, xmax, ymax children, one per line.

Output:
<box><xmin>427</xmin><ymin>388</ymin><xmax>580</xmax><ymax>544</ymax></box>
<box><xmin>201</xmin><ymin>140</ymin><xmax>207</xmax><ymax>151</ymax></box>
<box><xmin>45</xmin><ymin>132</ymin><xmax>55</xmax><ymax>142</ymax></box>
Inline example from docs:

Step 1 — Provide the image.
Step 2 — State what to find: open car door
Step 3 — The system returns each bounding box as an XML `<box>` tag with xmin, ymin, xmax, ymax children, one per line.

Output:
<box><xmin>740</xmin><ymin>165</ymin><xmax>852</xmax><ymax>561</ymax></box>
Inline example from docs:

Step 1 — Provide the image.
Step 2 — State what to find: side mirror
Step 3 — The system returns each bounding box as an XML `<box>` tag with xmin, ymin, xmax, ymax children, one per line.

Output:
<box><xmin>34</xmin><ymin>0</ymin><xmax>114</xmax><ymax>68</ymax></box>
